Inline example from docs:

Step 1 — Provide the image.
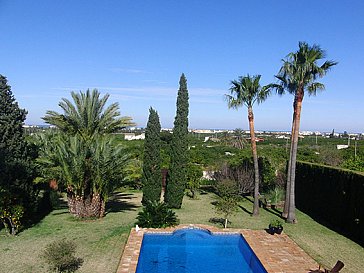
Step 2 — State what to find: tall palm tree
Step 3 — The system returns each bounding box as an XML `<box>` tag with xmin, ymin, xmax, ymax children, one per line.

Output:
<box><xmin>226</xmin><ymin>75</ymin><xmax>274</xmax><ymax>216</ymax></box>
<box><xmin>43</xmin><ymin>89</ymin><xmax>135</xmax><ymax>140</ymax></box>
<box><xmin>276</xmin><ymin>42</ymin><xmax>337</xmax><ymax>223</ymax></box>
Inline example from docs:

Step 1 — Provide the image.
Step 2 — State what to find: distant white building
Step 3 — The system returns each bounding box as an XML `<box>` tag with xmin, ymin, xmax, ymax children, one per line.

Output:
<box><xmin>276</xmin><ymin>135</ymin><xmax>290</xmax><ymax>139</ymax></box>
<box><xmin>300</xmin><ymin>131</ymin><xmax>314</xmax><ymax>136</ymax></box>
<box><xmin>193</xmin><ymin>129</ymin><xmax>214</xmax><ymax>134</ymax></box>
<box><xmin>337</xmin><ymin>145</ymin><xmax>349</xmax><ymax>150</ymax></box>
<box><xmin>124</xmin><ymin>133</ymin><xmax>145</xmax><ymax>140</ymax></box>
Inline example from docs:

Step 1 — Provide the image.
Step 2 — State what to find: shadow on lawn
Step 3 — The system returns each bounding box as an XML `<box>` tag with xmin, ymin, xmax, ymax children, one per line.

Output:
<box><xmin>105</xmin><ymin>192</ymin><xmax>140</xmax><ymax>214</ymax></box>
<box><xmin>240</xmin><ymin>196</ymin><xmax>286</xmax><ymax>219</ymax></box>
<box><xmin>209</xmin><ymin>217</ymin><xmax>231</xmax><ymax>227</ymax></box>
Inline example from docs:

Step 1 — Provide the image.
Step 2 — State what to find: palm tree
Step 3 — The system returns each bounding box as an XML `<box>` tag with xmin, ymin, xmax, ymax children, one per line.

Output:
<box><xmin>40</xmin><ymin>89</ymin><xmax>134</xmax><ymax>218</ymax></box>
<box><xmin>276</xmin><ymin>42</ymin><xmax>337</xmax><ymax>223</ymax></box>
<box><xmin>232</xmin><ymin>128</ymin><xmax>246</xmax><ymax>149</ymax></box>
<box><xmin>226</xmin><ymin>75</ymin><xmax>274</xmax><ymax>216</ymax></box>
<box><xmin>36</xmin><ymin>133</ymin><xmax>128</xmax><ymax>218</ymax></box>
<box><xmin>43</xmin><ymin>89</ymin><xmax>134</xmax><ymax>140</ymax></box>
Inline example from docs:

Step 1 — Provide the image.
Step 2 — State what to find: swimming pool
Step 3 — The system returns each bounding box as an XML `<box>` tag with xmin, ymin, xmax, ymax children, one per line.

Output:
<box><xmin>136</xmin><ymin>228</ymin><xmax>267</xmax><ymax>273</ymax></box>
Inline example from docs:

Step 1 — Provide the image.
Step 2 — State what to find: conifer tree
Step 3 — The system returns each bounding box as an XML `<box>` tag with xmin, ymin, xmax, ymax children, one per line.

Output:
<box><xmin>165</xmin><ymin>74</ymin><xmax>189</xmax><ymax>208</ymax></box>
<box><xmin>142</xmin><ymin>107</ymin><xmax>162</xmax><ymax>205</ymax></box>
<box><xmin>0</xmin><ymin>75</ymin><xmax>35</xmax><ymax>234</ymax></box>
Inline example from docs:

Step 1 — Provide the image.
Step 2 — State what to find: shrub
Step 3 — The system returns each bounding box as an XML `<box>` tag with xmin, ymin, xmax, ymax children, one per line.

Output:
<box><xmin>186</xmin><ymin>163</ymin><xmax>203</xmax><ymax>199</ymax></box>
<box><xmin>214</xmin><ymin>179</ymin><xmax>241</xmax><ymax>228</ymax></box>
<box><xmin>264</xmin><ymin>187</ymin><xmax>285</xmax><ymax>206</ymax></box>
<box><xmin>0</xmin><ymin>190</ymin><xmax>25</xmax><ymax>235</ymax></box>
<box><xmin>42</xmin><ymin>239</ymin><xmax>83</xmax><ymax>273</ymax></box>
<box><xmin>269</xmin><ymin>219</ymin><xmax>283</xmax><ymax>229</ymax></box>
<box><xmin>136</xmin><ymin>201</ymin><xmax>179</xmax><ymax>228</ymax></box>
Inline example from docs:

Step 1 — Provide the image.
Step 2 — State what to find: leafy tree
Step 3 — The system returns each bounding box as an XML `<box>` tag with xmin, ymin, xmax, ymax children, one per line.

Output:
<box><xmin>136</xmin><ymin>201</ymin><xmax>179</xmax><ymax>228</ymax></box>
<box><xmin>226</xmin><ymin>74</ymin><xmax>274</xmax><ymax>216</ymax></box>
<box><xmin>142</xmin><ymin>108</ymin><xmax>162</xmax><ymax>205</ymax></box>
<box><xmin>341</xmin><ymin>156</ymin><xmax>364</xmax><ymax>172</ymax></box>
<box><xmin>186</xmin><ymin>163</ymin><xmax>203</xmax><ymax>199</ymax></box>
<box><xmin>41</xmin><ymin>89</ymin><xmax>134</xmax><ymax>218</ymax></box>
<box><xmin>214</xmin><ymin>179</ymin><xmax>241</xmax><ymax>228</ymax></box>
<box><xmin>165</xmin><ymin>74</ymin><xmax>189</xmax><ymax>208</ymax></box>
<box><xmin>0</xmin><ymin>75</ymin><xmax>36</xmax><ymax>234</ymax></box>
<box><xmin>276</xmin><ymin>42</ymin><xmax>337</xmax><ymax>223</ymax></box>
<box><xmin>123</xmin><ymin>158</ymin><xmax>143</xmax><ymax>189</ymax></box>
<box><xmin>215</xmin><ymin>154</ymin><xmax>275</xmax><ymax>195</ymax></box>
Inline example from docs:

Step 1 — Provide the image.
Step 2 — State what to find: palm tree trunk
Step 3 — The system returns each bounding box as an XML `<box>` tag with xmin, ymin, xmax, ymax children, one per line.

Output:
<box><xmin>287</xmin><ymin>91</ymin><xmax>304</xmax><ymax>223</ymax></box>
<box><xmin>248</xmin><ymin>107</ymin><xmax>260</xmax><ymax>216</ymax></box>
<box><xmin>282</xmin><ymin>98</ymin><xmax>297</xmax><ymax>218</ymax></box>
<box><xmin>67</xmin><ymin>191</ymin><xmax>105</xmax><ymax>218</ymax></box>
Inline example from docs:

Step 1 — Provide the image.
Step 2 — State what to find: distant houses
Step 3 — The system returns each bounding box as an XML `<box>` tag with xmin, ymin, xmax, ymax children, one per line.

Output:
<box><xmin>22</xmin><ymin>124</ymin><xmax>364</xmax><ymax>140</ymax></box>
<box><xmin>123</xmin><ymin>133</ymin><xmax>145</xmax><ymax>140</ymax></box>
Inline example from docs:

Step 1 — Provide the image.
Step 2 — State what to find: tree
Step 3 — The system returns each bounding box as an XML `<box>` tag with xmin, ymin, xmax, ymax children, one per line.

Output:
<box><xmin>225</xmin><ymin>74</ymin><xmax>274</xmax><ymax>216</ymax></box>
<box><xmin>276</xmin><ymin>42</ymin><xmax>337</xmax><ymax>223</ymax></box>
<box><xmin>165</xmin><ymin>74</ymin><xmax>189</xmax><ymax>208</ymax></box>
<box><xmin>41</xmin><ymin>89</ymin><xmax>134</xmax><ymax>218</ymax></box>
<box><xmin>232</xmin><ymin>128</ymin><xmax>246</xmax><ymax>149</ymax></box>
<box><xmin>36</xmin><ymin>133</ymin><xmax>128</xmax><ymax>218</ymax></box>
<box><xmin>123</xmin><ymin>158</ymin><xmax>143</xmax><ymax>189</ymax></box>
<box><xmin>0</xmin><ymin>75</ymin><xmax>36</xmax><ymax>234</ymax></box>
<box><xmin>186</xmin><ymin>163</ymin><xmax>203</xmax><ymax>199</ymax></box>
<box><xmin>214</xmin><ymin>179</ymin><xmax>241</xmax><ymax>228</ymax></box>
<box><xmin>43</xmin><ymin>89</ymin><xmax>134</xmax><ymax>141</ymax></box>
<box><xmin>136</xmin><ymin>201</ymin><xmax>179</xmax><ymax>228</ymax></box>
<box><xmin>142</xmin><ymin>108</ymin><xmax>162</xmax><ymax>205</ymax></box>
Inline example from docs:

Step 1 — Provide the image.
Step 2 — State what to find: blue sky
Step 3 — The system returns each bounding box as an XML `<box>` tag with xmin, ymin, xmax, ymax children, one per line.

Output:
<box><xmin>1</xmin><ymin>1</ymin><xmax>363</xmax><ymax>132</ymax></box>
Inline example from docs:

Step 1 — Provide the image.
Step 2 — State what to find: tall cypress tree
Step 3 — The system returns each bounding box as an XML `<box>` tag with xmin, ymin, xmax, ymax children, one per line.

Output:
<box><xmin>142</xmin><ymin>107</ymin><xmax>162</xmax><ymax>205</ymax></box>
<box><xmin>0</xmin><ymin>75</ymin><xmax>35</xmax><ymax>234</ymax></box>
<box><xmin>165</xmin><ymin>74</ymin><xmax>189</xmax><ymax>208</ymax></box>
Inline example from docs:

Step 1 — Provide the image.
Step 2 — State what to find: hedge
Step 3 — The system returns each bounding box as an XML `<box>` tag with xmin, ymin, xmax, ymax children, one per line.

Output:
<box><xmin>295</xmin><ymin>161</ymin><xmax>364</xmax><ymax>246</ymax></box>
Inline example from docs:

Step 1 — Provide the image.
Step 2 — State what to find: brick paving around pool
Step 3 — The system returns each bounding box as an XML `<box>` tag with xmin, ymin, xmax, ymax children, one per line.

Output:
<box><xmin>117</xmin><ymin>224</ymin><xmax>320</xmax><ymax>273</ymax></box>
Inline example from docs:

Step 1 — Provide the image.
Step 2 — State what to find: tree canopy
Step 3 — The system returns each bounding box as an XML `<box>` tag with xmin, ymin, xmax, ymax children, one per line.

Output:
<box><xmin>43</xmin><ymin>89</ymin><xmax>135</xmax><ymax>140</ymax></box>
<box><xmin>0</xmin><ymin>75</ymin><xmax>36</xmax><ymax>234</ymax></box>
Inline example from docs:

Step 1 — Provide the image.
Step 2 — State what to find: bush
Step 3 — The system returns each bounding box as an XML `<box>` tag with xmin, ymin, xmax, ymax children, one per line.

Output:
<box><xmin>136</xmin><ymin>201</ymin><xmax>179</xmax><ymax>228</ymax></box>
<box><xmin>214</xmin><ymin>179</ymin><xmax>241</xmax><ymax>228</ymax></box>
<box><xmin>264</xmin><ymin>187</ymin><xmax>285</xmax><ymax>206</ymax></box>
<box><xmin>42</xmin><ymin>239</ymin><xmax>83</xmax><ymax>273</ymax></box>
<box><xmin>0</xmin><ymin>190</ymin><xmax>25</xmax><ymax>235</ymax></box>
<box><xmin>186</xmin><ymin>163</ymin><xmax>203</xmax><ymax>199</ymax></box>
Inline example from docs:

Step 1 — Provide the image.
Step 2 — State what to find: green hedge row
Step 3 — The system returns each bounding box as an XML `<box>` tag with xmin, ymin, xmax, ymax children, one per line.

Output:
<box><xmin>295</xmin><ymin>161</ymin><xmax>364</xmax><ymax>246</ymax></box>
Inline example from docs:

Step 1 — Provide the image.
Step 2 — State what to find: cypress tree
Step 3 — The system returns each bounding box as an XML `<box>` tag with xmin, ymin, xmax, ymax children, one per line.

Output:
<box><xmin>142</xmin><ymin>107</ymin><xmax>162</xmax><ymax>205</ymax></box>
<box><xmin>0</xmin><ymin>75</ymin><xmax>31</xmax><ymax>191</ymax></box>
<box><xmin>0</xmin><ymin>75</ymin><xmax>35</xmax><ymax>234</ymax></box>
<box><xmin>165</xmin><ymin>74</ymin><xmax>189</xmax><ymax>208</ymax></box>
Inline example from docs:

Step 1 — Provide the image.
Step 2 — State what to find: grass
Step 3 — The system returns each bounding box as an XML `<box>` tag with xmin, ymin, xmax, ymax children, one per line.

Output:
<box><xmin>1</xmin><ymin>189</ymin><xmax>363</xmax><ymax>273</ymax></box>
<box><xmin>0</xmin><ymin>192</ymin><xmax>142</xmax><ymax>273</ymax></box>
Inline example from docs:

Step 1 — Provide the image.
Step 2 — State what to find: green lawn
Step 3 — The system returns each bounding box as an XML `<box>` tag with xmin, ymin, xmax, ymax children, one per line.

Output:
<box><xmin>0</xmin><ymin>190</ymin><xmax>363</xmax><ymax>273</ymax></box>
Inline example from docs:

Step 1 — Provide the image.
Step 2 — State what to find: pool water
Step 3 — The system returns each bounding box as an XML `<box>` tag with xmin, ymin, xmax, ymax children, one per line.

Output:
<box><xmin>136</xmin><ymin>228</ymin><xmax>267</xmax><ymax>273</ymax></box>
